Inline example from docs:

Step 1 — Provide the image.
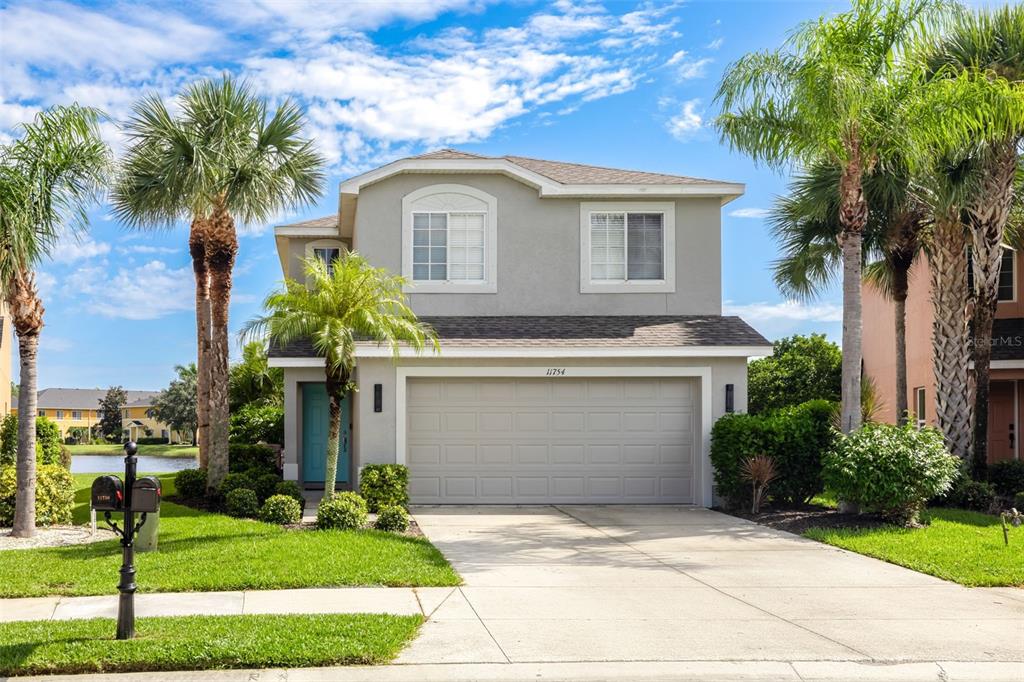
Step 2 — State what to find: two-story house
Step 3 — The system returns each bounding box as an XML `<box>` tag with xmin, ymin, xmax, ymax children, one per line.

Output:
<box><xmin>13</xmin><ymin>388</ymin><xmax>188</xmax><ymax>443</ymax></box>
<box><xmin>864</xmin><ymin>247</ymin><xmax>1022</xmax><ymax>464</ymax></box>
<box><xmin>269</xmin><ymin>150</ymin><xmax>771</xmax><ymax>506</ymax></box>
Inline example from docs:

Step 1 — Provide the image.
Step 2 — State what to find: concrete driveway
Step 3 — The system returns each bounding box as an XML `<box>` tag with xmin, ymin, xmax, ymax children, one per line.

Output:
<box><xmin>401</xmin><ymin>505</ymin><xmax>1024</xmax><ymax>666</ymax></box>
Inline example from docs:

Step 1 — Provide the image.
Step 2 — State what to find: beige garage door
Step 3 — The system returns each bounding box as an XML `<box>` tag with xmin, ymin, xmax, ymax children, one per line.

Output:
<box><xmin>406</xmin><ymin>377</ymin><xmax>696</xmax><ymax>504</ymax></box>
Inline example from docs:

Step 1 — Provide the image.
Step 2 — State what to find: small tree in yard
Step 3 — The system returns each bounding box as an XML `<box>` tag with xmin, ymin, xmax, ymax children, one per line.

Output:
<box><xmin>748</xmin><ymin>334</ymin><xmax>841</xmax><ymax>414</ymax></box>
<box><xmin>98</xmin><ymin>386</ymin><xmax>127</xmax><ymax>442</ymax></box>
<box><xmin>243</xmin><ymin>254</ymin><xmax>437</xmax><ymax>501</ymax></box>
<box><xmin>150</xmin><ymin>364</ymin><xmax>198</xmax><ymax>445</ymax></box>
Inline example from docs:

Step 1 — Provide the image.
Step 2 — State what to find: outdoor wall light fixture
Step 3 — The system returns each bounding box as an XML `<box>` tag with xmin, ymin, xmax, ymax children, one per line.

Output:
<box><xmin>725</xmin><ymin>384</ymin><xmax>735</xmax><ymax>413</ymax></box>
<box><xmin>374</xmin><ymin>384</ymin><xmax>383</xmax><ymax>412</ymax></box>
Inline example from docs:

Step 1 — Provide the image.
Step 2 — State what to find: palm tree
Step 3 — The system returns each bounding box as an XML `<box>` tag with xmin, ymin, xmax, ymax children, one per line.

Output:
<box><xmin>242</xmin><ymin>254</ymin><xmax>438</xmax><ymax>500</ymax></box>
<box><xmin>112</xmin><ymin>76</ymin><xmax>325</xmax><ymax>492</ymax></box>
<box><xmin>771</xmin><ymin>161</ymin><xmax>926</xmax><ymax>424</ymax></box>
<box><xmin>715</xmin><ymin>0</ymin><xmax>950</xmax><ymax>433</ymax></box>
<box><xmin>924</xmin><ymin>5</ymin><xmax>1024</xmax><ymax>476</ymax></box>
<box><xmin>0</xmin><ymin>105</ymin><xmax>109</xmax><ymax>536</ymax></box>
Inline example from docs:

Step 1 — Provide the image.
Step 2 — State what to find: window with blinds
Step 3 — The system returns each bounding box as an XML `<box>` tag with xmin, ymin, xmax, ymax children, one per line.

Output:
<box><xmin>412</xmin><ymin>212</ymin><xmax>485</xmax><ymax>282</ymax></box>
<box><xmin>590</xmin><ymin>211</ymin><xmax>664</xmax><ymax>282</ymax></box>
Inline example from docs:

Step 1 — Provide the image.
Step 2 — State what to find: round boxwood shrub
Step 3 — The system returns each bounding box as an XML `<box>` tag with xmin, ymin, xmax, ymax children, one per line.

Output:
<box><xmin>224</xmin><ymin>488</ymin><xmax>259</xmax><ymax>518</ymax></box>
<box><xmin>316</xmin><ymin>492</ymin><xmax>367</xmax><ymax>530</ymax></box>
<box><xmin>259</xmin><ymin>494</ymin><xmax>302</xmax><ymax>525</ymax></box>
<box><xmin>254</xmin><ymin>473</ymin><xmax>283</xmax><ymax>503</ymax></box>
<box><xmin>375</xmin><ymin>504</ymin><xmax>410</xmax><ymax>532</ymax></box>
<box><xmin>988</xmin><ymin>461</ymin><xmax>1024</xmax><ymax>498</ymax></box>
<box><xmin>174</xmin><ymin>468</ymin><xmax>208</xmax><ymax>500</ymax></box>
<box><xmin>0</xmin><ymin>464</ymin><xmax>75</xmax><ymax>526</ymax></box>
<box><xmin>275</xmin><ymin>480</ymin><xmax>305</xmax><ymax>506</ymax></box>
<box><xmin>824</xmin><ymin>422</ymin><xmax>958</xmax><ymax>525</ymax></box>
<box><xmin>219</xmin><ymin>472</ymin><xmax>256</xmax><ymax>499</ymax></box>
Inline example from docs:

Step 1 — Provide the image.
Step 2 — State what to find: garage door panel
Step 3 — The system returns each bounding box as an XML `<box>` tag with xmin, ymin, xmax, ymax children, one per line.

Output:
<box><xmin>408</xmin><ymin>377</ymin><xmax>696</xmax><ymax>504</ymax></box>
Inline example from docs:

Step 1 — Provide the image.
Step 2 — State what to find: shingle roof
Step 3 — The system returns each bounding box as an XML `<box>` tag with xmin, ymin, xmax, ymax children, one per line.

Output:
<box><xmin>408</xmin><ymin>149</ymin><xmax>726</xmax><ymax>186</ymax></box>
<box><xmin>35</xmin><ymin>388</ymin><xmax>160</xmax><ymax>410</ymax></box>
<box><xmin>270</xmin><ymin>315</ymin><xmax>769</xmax><ymax>357</ymax></box>
<box><xmin>277</xmin><ymin>215</ymin><xmax>338</xmax><ymax>229</ymax></box>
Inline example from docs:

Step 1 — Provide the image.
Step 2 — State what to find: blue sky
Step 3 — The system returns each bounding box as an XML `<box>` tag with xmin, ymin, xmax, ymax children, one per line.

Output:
<box><xmin>1</xmin><ymin>0</ymin><xmax>857</xmax><ymax>391</ymax></box>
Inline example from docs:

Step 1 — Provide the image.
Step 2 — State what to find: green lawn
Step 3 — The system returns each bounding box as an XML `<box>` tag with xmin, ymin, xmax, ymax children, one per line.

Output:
<box><xmin>0</xmin><ymin>474</ymin><xmax>460</xmax><ymax>598</ymax></box>
<box><xmin>0</xmin><ymin>613</ymin><xmax>422</xmax><ymax>676</ymax></box>
<box><xmin>805</xmin><ymin>508</ymin><xmax>1024</xmax><ymax>587</ymax></box>
<box><xmin>67</xmin><ymin>443</ymin><xmax>199</xmax><ymax>458</ymax></box>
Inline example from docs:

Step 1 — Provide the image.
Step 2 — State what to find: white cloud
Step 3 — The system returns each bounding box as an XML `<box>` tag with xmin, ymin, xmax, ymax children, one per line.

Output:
<box><xmin>51</xmin><ymin>238</ymin><xmax>111</xmax><ymax>263</ymax></box>
<box><xmin>39</xmin><ymin>336</ymin><xmax>72</xmax><ymax>352</ymax></box>
<box><xmin>0</xmin><ymin>2</ymin><xmax>220</xmax><ymax>71</ymax></box>
<box><xmin>723</xmin><ymin>300</ymin><xmax>843</xmax><ymax>323</ymax></box>
<box><xmin>115</xmin><ymin>245</ymin><xmax>180</xmax><ymax>256</ymax></box>
<box><xmin>65</xmin><ymin>260</ymin><xmax>194</xmax><ymax>320</ymax></box>
<box><xmin>707</xmin><ymin>38</ymin><xmax>724</xmax><ymax>50</ymax></box>
<box><xmin>666</xmin><ymin>50</ymin><xmax>713</xmax><ymax>80</ymax></box>
<box><xmin>666</xmin><ymin>99</ymin><xmax>703</xmax><ymax>141</ymax></box>
<box><xmin>729</xmin><ymin>208</ymin><xmax>771</xmax><ymax>219</ymax></box>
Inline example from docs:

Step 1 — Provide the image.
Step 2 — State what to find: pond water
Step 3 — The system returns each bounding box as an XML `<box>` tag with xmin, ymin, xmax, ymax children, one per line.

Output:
<box><xmin>71</xmin><ymin>455</ymin><xmax>196</xmax><ymax>474</ymax></box>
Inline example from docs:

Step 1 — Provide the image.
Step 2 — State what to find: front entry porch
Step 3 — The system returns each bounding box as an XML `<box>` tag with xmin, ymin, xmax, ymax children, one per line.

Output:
<box><xmin>987</xmin><ymin>378</ymin><xmax>1023</xmax><ymax>464</ymax></box>
<box><xmin>300</xmin><ymin>382</ymin><xmax>351</xmax><ymax>489</ymax></box>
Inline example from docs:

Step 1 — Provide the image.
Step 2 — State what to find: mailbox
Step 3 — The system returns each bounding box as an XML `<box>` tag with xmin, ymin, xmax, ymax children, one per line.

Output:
<box><xmin>91</xmin><ymin>475</ymin><xmax>124</xmax><ymax>512</ymax></box>
<box><xmin>131</xmin><ymin>477</ymin><xmax>162</xmax><ymax>514</ymax></box>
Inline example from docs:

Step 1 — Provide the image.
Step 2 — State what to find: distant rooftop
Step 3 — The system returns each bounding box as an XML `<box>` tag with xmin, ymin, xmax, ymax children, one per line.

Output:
<box><xmin>32</xmin><ymin>388</ymin><xmax>161</xmax><ymax>410</ymax></box>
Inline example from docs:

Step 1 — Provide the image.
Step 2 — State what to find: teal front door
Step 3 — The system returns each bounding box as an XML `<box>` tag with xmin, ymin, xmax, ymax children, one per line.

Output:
<box><xmin>301</xmin><ymin>383</ymin><xmax>350</xmax><ymax>485</ymax></box>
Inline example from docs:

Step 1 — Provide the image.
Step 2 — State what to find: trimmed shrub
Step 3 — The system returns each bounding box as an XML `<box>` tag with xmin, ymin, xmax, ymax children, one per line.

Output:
<box><xmin>0</xmin><ymin>464</ymin><xmax>75</xmax><ymax>526</ymax></box>
<box><xmin>935</xmin><ymin>476</ymin><xmax>996</xmax><ymax>512</ymax></box>
<box><xmin>259</xmin><ymin>494</ymin><xmax>302</xmax><ymax>525</ymax></box>
<box><xmin>988</xmin><ymin>461</ymin><xmax>1024</xmax><ymax>498</ymax></box>
<box><xmin>275</xmin><ymin>481</ymin><xmax>305</xmax><ymax>506</ymax></box>
<box><xmin>710</xmin><ymin>400</ymin><xmax>835</xmax><ymax>507</ymax></box>
<box><xmin>135</xmin><ymin>437</ymin><xmax>169</xmax><ymax>445</ymax></box>
<box><xmin>224</xmin><ymin>488</ymin><xmax>259</xmax><ymax>518</ymax></box>
<box><xmin>316</xmin><ymin>492</ymin><xmax>367</xmax><ymax>530</ymax></box>
<box><xmin>174</xmin><ymin>468</ymin><xmax>208</xmax><ymax>500</ymax></box>
<box><xmin>375</xmin><ymin>504</ymin><xmax>410</xmax><ymax>532</ymax></box>
<box><xmin>219</xmin><ymin>472</ymin><xmax>256</xmax><ymax>498</ymax></box>
<box><xmin>1014</xmin><ymin>492</ymin><xmax>1024</xmax><ymax>511</ymax></box>
<box><xmin>0</xmin><ymin>414</ymin><xmax>16</xmax><ymax>466</ymax></box>
<box><xmin>228</xmin><ymin>443</ymin><xmax>278</xmax><ymax>474</ymax></box>
<box><xmin>229</xmin><ymin>404</ymin><xmax>284</xmax><ymax>445</ymax></box>
<box><xmin>254</xmin><ymin>473</ymin><xmax>283</xmax><ymax>503</ymax></box>
<box><xmin>359</xmin><ymin>464</ymin><xmax>409</xmax><ymax>512</ymax></box>
<box><xmin>36</xmin><ymin>417</ymin><xmax>68</xmax><ymax>467</ymax></box>
<box><xmin>824</xmin><ymin>423</ymin><xmax>959</xmax><ymax>525</ymax></box>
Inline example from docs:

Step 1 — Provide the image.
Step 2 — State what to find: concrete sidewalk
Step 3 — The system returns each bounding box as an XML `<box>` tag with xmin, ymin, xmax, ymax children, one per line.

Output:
<box><xmin>0</xmin><ymin>586</ymin><xmax>457</xmax><ymax>622</ymax></box>
<box><xmin>5</xmin><ymin>660</ymin><xmax>1024</xmax><ymax>681</ymax></box>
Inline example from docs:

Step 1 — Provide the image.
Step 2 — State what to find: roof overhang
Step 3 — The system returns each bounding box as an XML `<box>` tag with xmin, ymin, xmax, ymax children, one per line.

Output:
<box><xmin>339</xmin><ymin>158</ymin><xmax>745</xmax><ymax>205</ymax></box>
<box><xmin>269</xmin><ymin>344</ymin><xmax>773</xmax><ymax>366</ymax></box>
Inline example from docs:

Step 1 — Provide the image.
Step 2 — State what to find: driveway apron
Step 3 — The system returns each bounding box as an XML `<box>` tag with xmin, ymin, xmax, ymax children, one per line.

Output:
<box><xmin>401</xmin><ymin>505</ymin><xmax>1024</xmax><ymax>665</ymax></box>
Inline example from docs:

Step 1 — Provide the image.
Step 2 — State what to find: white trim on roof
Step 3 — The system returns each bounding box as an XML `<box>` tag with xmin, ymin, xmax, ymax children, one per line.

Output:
<box><xmin>339</xmin><ymin>158</ymin><xmax>745</xmax><ymax>202</ymax></box>
<box><xmin>268</xmin><ymin>344</ymin><xmax>771</xmax><ymax>367</ymax></box>
<box><xmin>274</xmin><ymin>225</ymin><xmax>340</xmax><ymax>237</ymax></box>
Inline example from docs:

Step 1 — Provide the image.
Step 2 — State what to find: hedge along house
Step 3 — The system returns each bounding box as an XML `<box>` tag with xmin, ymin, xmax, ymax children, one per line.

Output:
<box><xmin>269</xmin><ymin>150</ymin><xmax>771</xmax><ymax>506</ymax></box>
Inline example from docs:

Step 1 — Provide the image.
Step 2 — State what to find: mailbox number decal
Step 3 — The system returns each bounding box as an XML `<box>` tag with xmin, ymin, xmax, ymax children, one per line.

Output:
<box><xmin>545</xmin><ymin>368</ymin><xmax>566</xmax><ymax>376</ymax></box>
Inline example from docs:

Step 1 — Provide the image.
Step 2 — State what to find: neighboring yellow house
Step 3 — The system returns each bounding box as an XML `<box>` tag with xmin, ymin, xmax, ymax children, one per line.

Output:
<box><xmin>13</xmin><ymin>388</ymin><xmax>189</xmax><ymax>443</ymax></box>
<box><xmin>0</xmin><ymin>304</ymin><xmax>11</xmax><ymax>417</ymax></box>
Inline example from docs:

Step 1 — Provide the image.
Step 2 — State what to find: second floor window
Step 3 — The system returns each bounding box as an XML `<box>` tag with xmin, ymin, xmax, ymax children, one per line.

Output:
<box><xmin>72</xmin><ymin>410</ymin><xmax>82</xmax><ymax>419</ymax></box>
<box><xmin>56</xmin><ymin>410</ymin><xmax>64</xmax><ymax>420</ymax></box>
<box><xmin>967</xmin><ymin>246</ymin><xmax>1015</xmax><ymax>302</ymax></box>
<box><xmin>590</xmin><ymin>212</ymin><xmax>664</xmax><ymax>282</ymax></box>
<box><xmin>314</xmin><ymin>247</ymin><xmax>341</xmax><ymax>275</ymax></box>
<box><xmin>38</xmin><ymin>409</ymin><xmax>45</xmax><ymax>417</ymax></box>
<box><xmin>412</xmin><ymin>212</ymin><xmax>485</xmax><ymax>282</ymax></box>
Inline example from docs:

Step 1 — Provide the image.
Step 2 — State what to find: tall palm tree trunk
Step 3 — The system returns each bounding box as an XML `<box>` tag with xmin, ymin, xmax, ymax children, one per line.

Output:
<box><xmin>929</xmin><ymin>215</ymin><xmax>973</xmax><ymax>461</ymax></box>
<box><xmin>323</xmin><ymin>370</ymin><xmax>347</xmax><ymax>502</ymax></box>
<box><xmin>9</xmin><ymin>271</ymin><xmax>44</xmax><ymax>538</ymax></box>
<box><xmin>967</xmin><ymin>143</ymin><xmax>1018</xmax><ymax>478</ymax></box>
<box><xmin>838</xmin><ymin>158</ymin><xmax>867</xmax><ymax>433</ymax></box>
<box><xmin>189</xmin><ymin>218</ymin><xmax>211</xmax><ymax>472</ymax></box>
<box><xmin>891</xmin><ymin>252</ymin><xmax>912</xmax><ymax>424</ymax></box>
<box><xmin>205</xmin><ymin>202</ymin><xmax>237</xmax><ymax>492</ymax></box>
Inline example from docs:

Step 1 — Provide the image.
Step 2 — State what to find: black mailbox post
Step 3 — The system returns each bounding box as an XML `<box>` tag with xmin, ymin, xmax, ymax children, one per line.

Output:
<box><xmin>88</xmin><ymin>442</ymin><xmax>160</xmax><ymax>640</ymax></box>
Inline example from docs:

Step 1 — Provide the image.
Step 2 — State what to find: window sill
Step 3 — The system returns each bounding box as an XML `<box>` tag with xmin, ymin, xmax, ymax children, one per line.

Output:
<box><xmin>580</xmin><ymin>280</ymin><xmax>675</xmax><ymax>294</ymax></box>
<box><xmin>404</xmin><ymin>281</ymin><xmax>497</xmax><ymax>294</ymax></box>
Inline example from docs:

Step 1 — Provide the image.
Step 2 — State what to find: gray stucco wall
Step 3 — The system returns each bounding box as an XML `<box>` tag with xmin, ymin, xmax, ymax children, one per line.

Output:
<box><xmin>351</xmin><ymin>173</ymin><xmax>723</xmax><ymax>316</ymax></box>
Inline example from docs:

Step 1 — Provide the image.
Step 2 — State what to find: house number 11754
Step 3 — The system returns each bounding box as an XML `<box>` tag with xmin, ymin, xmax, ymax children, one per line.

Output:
<box><xmin>545</xmin><ymin>368</ymin><xmax>566</xmax><ymax>376</ymax></box>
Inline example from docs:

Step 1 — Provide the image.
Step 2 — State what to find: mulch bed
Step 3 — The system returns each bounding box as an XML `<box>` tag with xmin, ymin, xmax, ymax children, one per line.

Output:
<box><xmin>721</xmin><ymin>504</ymin><xmax>892</xmax><ymax>535</ymax></box>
